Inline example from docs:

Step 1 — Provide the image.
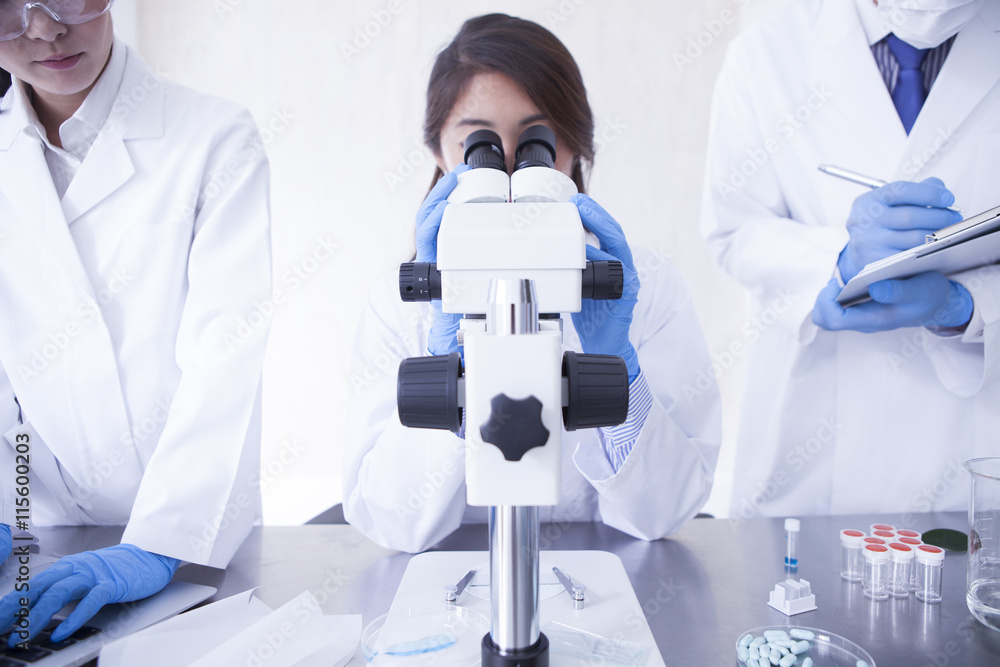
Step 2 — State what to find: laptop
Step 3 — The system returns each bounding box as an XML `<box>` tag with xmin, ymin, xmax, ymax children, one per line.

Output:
<box><xmin>0</xmin><ymin>552</ymin><xmax>215</xmax><ymax>666</ymax></box>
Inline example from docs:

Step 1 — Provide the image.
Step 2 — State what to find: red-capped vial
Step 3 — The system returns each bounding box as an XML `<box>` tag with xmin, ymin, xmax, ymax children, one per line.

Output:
<box><xmin>870</xmin><ymin>523</ymin><xmax>896</xmax><ymax>534</ymax></box>
<box><xmin>840</xmin><ymin>529</ymin><xmax>865</xmax><ymax>582</ymax></box>
<box><xmin>887</xmin><ymin>543</ymin><xmax>914</xmax><ymax>598</ymax></box>
<box><xmin>916</xmin><ymin>545</ymin><xmax>945</xmax><ymax>604</ymax></box>
<box><xmin>872</xmin><ymin>529</ymin><xmax>896</xmax><ymax>540</ymax></box>
<box><xmin>898</xmin><ymin>536</ymin><xmax>924</xmax><ymax>589</ymax></box>
<box><xmin>896</xmin><ymin>529</ymin><xmax>920</xmax><ymax>540</ymax></box>
<box><xmin>863</xmin><ymin>536</ymin><xmax>887</xmax><ymax>547</ymax></box>
<box><xmin>863</xmin><ymin>544</ymin><xmax>890</xmax><ymax>600</ymax></box>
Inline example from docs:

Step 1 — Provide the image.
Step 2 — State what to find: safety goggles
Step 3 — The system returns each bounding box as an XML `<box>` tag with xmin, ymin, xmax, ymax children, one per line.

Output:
<box><xmin>0</xmin><ymin>0</ymin><xmax>114</xmax><ymax>41</ymax></box>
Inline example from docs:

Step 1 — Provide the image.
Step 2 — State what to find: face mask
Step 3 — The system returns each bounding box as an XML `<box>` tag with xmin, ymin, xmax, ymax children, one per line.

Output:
<box><xmin>877</xmin><ymin>0</ymin><xmax>983</xmax><ymax>49</ymax></box>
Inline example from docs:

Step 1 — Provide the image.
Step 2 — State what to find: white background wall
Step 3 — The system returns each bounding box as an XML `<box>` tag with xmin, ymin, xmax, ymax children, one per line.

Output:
<box><xmin>116</xmin><ymin>0</ymin><xmax>795</xmax><ymax>525</ymax></box>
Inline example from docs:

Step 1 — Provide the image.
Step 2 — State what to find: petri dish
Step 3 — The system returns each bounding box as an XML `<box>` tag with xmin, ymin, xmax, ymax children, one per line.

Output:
<box><xmin>362</xmin><ymin>604</ymin><xmax>490</xmax><ymax>665</ymax></box>
<box><xmin>735</xmin><ymin>625</ymin><xmax>876</xmax><ymax>667</ymax></box>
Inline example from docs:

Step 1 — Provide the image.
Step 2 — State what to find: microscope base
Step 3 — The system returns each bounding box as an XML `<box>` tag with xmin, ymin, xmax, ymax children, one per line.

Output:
<box><xmin>482</xmin><ymin>632</ymin><xmax>549</xmax><ymax>667</ymax></box>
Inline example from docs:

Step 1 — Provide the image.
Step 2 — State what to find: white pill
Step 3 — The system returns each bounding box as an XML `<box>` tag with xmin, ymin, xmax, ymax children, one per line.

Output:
<box><xmin>764</xmin><ymin>630</ymin><xmax>789</xmax><ymax>641</ymax></box>
<box><xmin>769</xmin><ymin>647</ymin><xmax>781</xmax><ymax>665</ymax></box>
<box><xmin>770</xmin><ymin>643</ymin><xmax>790</xmax><ymax>656</ymax></box>
<box><xmin>749</xmin><ymin>645</ymin><xmax>759</xmax><ymax>660</ymax></box>
<box><xmin>790</xmin><ymin>628</ymin><xmax>815</xmax><ymax>640</ymax></box>
<box><xmin>802</xmin><ymin>658</ymin><xmax>814</xmax><ymax>667</ymax></box>
<box><xmin>792</xmin><ymin>640</ymin><xmax>810</xmax><ymax>654</ymax></box>
<box><xmin>779</xmin><ymin>654</ymin><xmax>797</xmax><ymax>667</ymax></box>
<box><xmin>738</xmin><ymin>645</ymin><xmax>749</xmax><ymax>661</ymax></box>
<box><xmin>740</xmin><ymin>634</ymin><xmax>754</xmax><ymax>648</ymax></box>
<box><xmin>858</xmin><ymin>662</ymin><xmax>871</xmax><ymax>667</ymax></box>
<box><xmin>751</xmin><ymin>636</ymin><xmax>767</xmax><ymax>649</ymax></box>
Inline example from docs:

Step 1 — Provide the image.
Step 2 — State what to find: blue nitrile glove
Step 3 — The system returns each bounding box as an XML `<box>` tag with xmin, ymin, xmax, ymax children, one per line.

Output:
<box><xmin>0</xmin><ymin>544</ymin><xmax>179</xmax><ymax>646</ymax></box>
<box><xmin>838</xmin><ymin>178</ymin><xmax>962</xmax><ymax>283</ymax></box>
<box><xmin>0</xmin><ymin>524</ymin><xmax>10</xmax><ymax>564</ymax></box>
<box><xmin>570</xmin><ymin>194</ymin><xmax>640</xmax><ymax>381</ymax></box>
<box><xmin>416</xmin><ymin>165</ymin><xmax>470</xmax><ymax>356</ymax></box>
<box><xmin>813</xmin><ymin>273</ymin><xmax>973</xmax><ymax>333</ymax></box>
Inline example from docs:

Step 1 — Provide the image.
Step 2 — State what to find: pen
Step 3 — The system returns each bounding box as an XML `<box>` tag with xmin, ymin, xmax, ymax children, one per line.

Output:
<box><xmin>817</xmin><ymin>164</ymin><xmax>963</xmax><ymax>214</ymax></box>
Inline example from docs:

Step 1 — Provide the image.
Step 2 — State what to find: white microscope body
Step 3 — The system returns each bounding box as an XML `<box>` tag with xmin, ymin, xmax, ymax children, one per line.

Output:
<box><xmin>397</xmin><ymin>127</ymin><xmax>628</xmax><ymax>666</ymax></box>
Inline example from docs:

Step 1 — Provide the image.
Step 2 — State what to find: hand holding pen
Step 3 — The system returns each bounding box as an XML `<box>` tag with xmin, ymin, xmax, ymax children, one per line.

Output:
<box><xmin>824</xmin><ymin>170</ymin><xmax>963</xmax><ymax>283</ymax></box>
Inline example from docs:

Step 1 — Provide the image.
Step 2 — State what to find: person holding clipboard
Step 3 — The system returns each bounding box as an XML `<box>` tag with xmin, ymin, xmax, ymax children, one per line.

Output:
<box><xmin>702</xmin><ymin>0</ymin><xmax>999</xmax><ymax>519</ymax></box>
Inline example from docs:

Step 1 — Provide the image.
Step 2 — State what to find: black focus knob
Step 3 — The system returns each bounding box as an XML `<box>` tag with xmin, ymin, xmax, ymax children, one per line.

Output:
<box><xmin>581</xmin><ymin>261</ymin><xmax>624</xmax><ymax>300</ymax></box>
<box><xmin>562</xmin><ymin>352</ymin><xmax>629</xmax><ymax>431</ymax></box>
<box><xmin>480</xmin><ymin>394</ymin><xmax>550</xmax><ymax>461</ymax></box>
<box><xmin>399</xmin><ymin>262</ymin><xmax>441</xmax><ymax>302</ymax></box>
<box><xmin>397</xmin><ymin>353</ymin><xmax>463</xmax><ymax>433</ymax></box>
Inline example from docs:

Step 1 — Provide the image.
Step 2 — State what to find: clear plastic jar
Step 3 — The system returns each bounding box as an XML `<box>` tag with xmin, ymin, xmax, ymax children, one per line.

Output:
<box><xmin>888</xmin><ymin>543</ymin><xmax>914</xmax><ymax>598</ymax></box>
<box><xmin>840</xmin><ymin>529</ymin><xmax>865</xmax><ymax>582</ymax></box>
<box><xmin>916</xmin><ymin>545</ymin><xmax>945</xmax><ymax>604</ymax></box>
<box><xmin>897</xmin><ymin>537</ymin><xmax>923</xmax><ymax>590</ymax></box>
<box><xmin>863</xmin><ymin>544</ymin><xmax>890</xmax><ymax>601</ymax></box>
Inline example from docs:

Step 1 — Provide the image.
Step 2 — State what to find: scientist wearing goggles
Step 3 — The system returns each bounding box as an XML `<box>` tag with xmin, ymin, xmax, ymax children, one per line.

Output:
<box><xmin>0</xmin><ymin>0</ymin><xmax>271</xmax><ymax>645</ymax></box>
<box><xmin>702</xmin><ymin>0</ymin><xmax>999</xmax><ymax>518</ymax></box>
<box><xmin>344</xmin><ymin>13</ymin><xmax>722</xmax><ymax>554</ymax></box>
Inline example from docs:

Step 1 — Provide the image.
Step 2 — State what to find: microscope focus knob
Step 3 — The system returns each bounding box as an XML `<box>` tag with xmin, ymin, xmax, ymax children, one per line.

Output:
<box><xmin>480</xmin><ymin>394</ymin><xmax>550</xmax><ymax>461</ymax></box>
<box><xmin>399</xmin><ymin>262</ymin><xmax>441</xmax><ymax>302</ymax></box>
<box><xmin>397</xmin><ymin>353</ymin><xmax>463</xmax><ymax>433</ymax></box>
<box><xmin>562</xmin><ymin>352</ymin><xmax>629</xmax><ymax>430</ymax></box>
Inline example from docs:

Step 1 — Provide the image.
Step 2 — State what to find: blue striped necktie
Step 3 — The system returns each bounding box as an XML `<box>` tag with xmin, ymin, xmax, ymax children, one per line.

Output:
<box><xmin>886</xmin><ymin>34</ymin><xmax>928</xmax><ymax>135</ymax></box>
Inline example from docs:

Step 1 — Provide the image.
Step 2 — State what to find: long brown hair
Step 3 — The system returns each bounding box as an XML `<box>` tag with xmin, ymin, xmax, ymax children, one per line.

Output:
<box><xmin>424</xmin><ymin>13</ymin><xmax>594</xmax><ymax>193</ymax></box>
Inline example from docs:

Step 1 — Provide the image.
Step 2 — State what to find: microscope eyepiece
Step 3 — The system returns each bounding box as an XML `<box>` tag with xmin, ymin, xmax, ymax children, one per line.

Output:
<box><xmin>463</xmin><ymin>129</ymin><xmax>506</xmax><ymax>171</ymax></box>
<box><xmin>514</xmin><ymin>125</ymin><xmax>557</xmax><ymax>171</ymax></box>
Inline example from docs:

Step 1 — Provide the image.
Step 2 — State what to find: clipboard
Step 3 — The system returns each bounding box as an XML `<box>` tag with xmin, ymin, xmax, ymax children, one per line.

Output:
<box><xmin>836</xmin><ymin>204</ymin><xmax>1000</xmax><ymax>306</ymax></box>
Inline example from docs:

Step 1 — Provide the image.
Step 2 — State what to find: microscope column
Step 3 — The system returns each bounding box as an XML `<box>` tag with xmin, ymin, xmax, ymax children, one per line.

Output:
<box><xmin>489</xmin><ymin>506</ymin><xmax>540</xmax><ymax>650</ymax></box>
<box><xmin>483</xmin><ymin>278</ymin><xmax>548</xmax><ymax>666</ymax></box>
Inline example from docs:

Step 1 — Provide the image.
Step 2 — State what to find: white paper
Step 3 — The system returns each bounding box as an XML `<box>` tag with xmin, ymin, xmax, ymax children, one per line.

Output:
<box><xmin>99</xmin><ymin>588</ymin><xmax>361</xmax><ymax>667</ymax></box>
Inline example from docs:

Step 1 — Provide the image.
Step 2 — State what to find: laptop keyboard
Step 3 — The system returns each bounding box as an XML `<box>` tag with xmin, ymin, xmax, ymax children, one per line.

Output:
<box><xmin>0</xmin><ymin>624</ymin><xmax>100</xmax><ymax>664</ymax></box>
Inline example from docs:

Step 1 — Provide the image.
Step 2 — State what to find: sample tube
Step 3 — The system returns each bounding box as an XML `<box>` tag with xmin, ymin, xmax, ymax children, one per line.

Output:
<box><xmin>872</xmin><ymin>530</ymin><xmax>896</xmax><ymax>541</ymax></box>
<box><xmin>840</xmin><ymin>529</ymin><xmax>865</xmax><ymax>583</ymax></box>
<box><xmin>785</xmin><ymin>518</ymin><xmax>800</xmax><ymax>571</ymax></box>
<box><xmin>896</xmin><ymin>529</ymin><xmax>921</xmax><ymax>541</ymax></box>
<box><xmin>870</xmin><ymin>523</ymin><xmax>896</xmax><ymax>534</ymax></box>
<box><xmin>863</xmin><ymin>536</ymin><xmax>887</xmax><ymax>548</ymax></box>
<box><xmin>897</xmin><ymin>536</ymin><xmax>923</xmax><ymax>590</ymax></box>
<box><xmin>863</xmin><ymin>544</ymin><xmax>890</xmax><ymax>600</ymax></box>
<box><xmin>915</xmin><ymin>545</ymin><xmax>945</xmax><ymax>604</ymax></box>
<box><xmin>887</xmin><ymin>543</ymin><xmax>914</xmax><ymax>598</ymax></box>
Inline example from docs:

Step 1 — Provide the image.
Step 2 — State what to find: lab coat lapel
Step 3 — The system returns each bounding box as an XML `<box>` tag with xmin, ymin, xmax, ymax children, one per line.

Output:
<box><xmin>0</xmin><ymin>107</ymin><xmax>143</xmax><ymax>523</ymax></box>
<box><xmin>895</xmin><ymin>12</ymin><xmax>1000</xmax><ymax>179</ymax></box>
<box><xmin>61</xmin><ymin>48</ymin><xmax>165</xmax><ymax>225</ymax></box>
<box><xmin>812</xmin><ymin>0</ymin><xmax>907</xmax><ymax>169</ymax></box>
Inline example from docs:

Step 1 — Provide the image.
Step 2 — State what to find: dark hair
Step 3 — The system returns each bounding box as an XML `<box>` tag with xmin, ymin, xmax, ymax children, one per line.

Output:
<box><xmin>423</xmin><ymin>13</ymin><xmax>594</xmax><ymax>193</ymax></box>
<box><xmin>0</xmin><ymin>69</ymin><xmax>10</xmax><ymax>97</ymax></box>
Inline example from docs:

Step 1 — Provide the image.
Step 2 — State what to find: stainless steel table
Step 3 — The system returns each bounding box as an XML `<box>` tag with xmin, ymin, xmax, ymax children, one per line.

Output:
<box><xmin>28</xmin><ymin>512</ymin><xmax>1000</xmax><ymax>665</ymax></box>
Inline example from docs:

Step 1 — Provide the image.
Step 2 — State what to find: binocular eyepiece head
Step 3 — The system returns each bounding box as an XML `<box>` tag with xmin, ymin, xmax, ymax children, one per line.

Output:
<box><xmin>462</xmin><ymin>125</ymin><xmax>557</xmax><ymax>173</ymax></box>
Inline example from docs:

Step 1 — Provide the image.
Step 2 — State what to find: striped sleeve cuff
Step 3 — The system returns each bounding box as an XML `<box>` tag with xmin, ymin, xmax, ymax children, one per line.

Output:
<box><xmin>599</xmin><ymin>370</ymin><xmax>652</xmax><ymax>472</ymax></box>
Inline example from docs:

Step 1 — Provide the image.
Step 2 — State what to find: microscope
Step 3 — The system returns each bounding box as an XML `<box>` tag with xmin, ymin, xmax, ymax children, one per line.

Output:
<box><xmin>397</xmin><ymin>126</ymin><xmax>630</xmax><ymax>666</ymax></box>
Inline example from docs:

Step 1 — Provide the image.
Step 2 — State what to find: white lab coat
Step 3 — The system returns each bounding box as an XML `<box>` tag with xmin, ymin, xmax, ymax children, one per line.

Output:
<box><xmin>0</xmin><ymin>44</ymin><xmax>271</xmax><ymax>567</ymax></box>
<box><xmin>702</xmin><ymin>0</ymin><xmax>1000</xmax><ymax>519</ymax></box>
<box><xmin>344</xmin><ymin>248</ymin><xmax>722</xmax><ymax>553</ymax></box>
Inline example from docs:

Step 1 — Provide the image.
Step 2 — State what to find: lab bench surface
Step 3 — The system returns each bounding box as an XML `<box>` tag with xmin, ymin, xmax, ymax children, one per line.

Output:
<box><xmin>28</xmin><ymin>512</ymin><xmax>1000</xmax><ymax>666</ymax></box>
